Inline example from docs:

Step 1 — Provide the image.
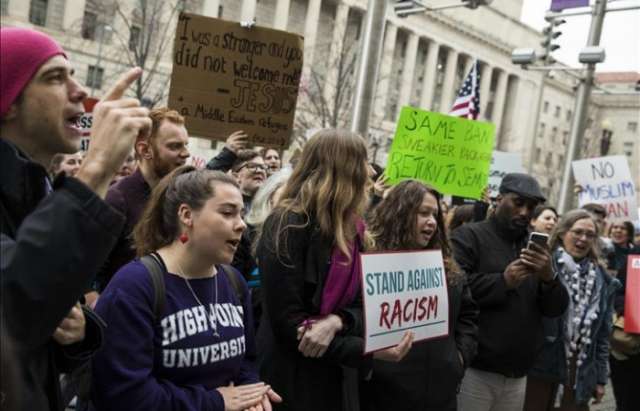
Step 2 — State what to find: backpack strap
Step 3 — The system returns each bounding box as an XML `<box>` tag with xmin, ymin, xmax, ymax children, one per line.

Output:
<box><xmin>220</xmin><ymin>264</ymin><xmax>247</xmax><ymax>305</ymax></box>
<box><xmin>140</xmin><ymin>253</ymin><xmax>166</xmax><ymax>321</ymax></box>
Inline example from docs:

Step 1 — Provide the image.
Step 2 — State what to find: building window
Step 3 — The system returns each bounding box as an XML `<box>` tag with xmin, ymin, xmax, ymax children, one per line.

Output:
<box><xmin>218</xmin><ymin>5</ymin><xmax>223</xmax><ymax>17</ymax></box>
<box><xmin>566</xmin><ymin>110</ymin><xmax>572</xmax><ymax>122</ymax></box>
<box><xmin>554</xmin><ymin>105</ymin><xmax>561</xmax><ymax>118</ymax></box>
<box><xmin>29</xmin><ymin>0</ymin><xmax>48</xmax><ymax>26</ymax></box>
<box><xmin>538</xmin><ymin>122</ymin><xmax>546</xmax><ymax>138</ymax></box>
<box><xmin>628</xmin><ymin>122</ymin><xmax>638</xmax><ymax>132</ymax></box>
<box><xmin>1</xmin><ymin>0</ymin><xmax>9</xmax><ymax>15</ymax></box>
<box><xmin>551</xmin><ymin>127</ymin><xmax>558</xmax><ymax>143</ymax></box>
<box><xmin>86</xmin><ymin>65</ymin><xmax>104</xmax><ymax>89</ymax></box>
<box><xmin>543</xmin><ymin>101</ymin><xmax>549</xmax><ymax>113</ymax></box>
<box><xmin>82</xmin><ymin>11</ymin><xmax>98</xmax><ymax>40</ymax></box>
<box><xmin>535</xmin><ymin>148</ymin><xmax>541</xmax><ymax>162</ymax></box>
<box><xmin>623</xmin><ymin>141</ymin><xmax>634</xmax><ymax>157</ymax></box>
<box><xmin>545</xmin><ymin>152</ymin><xmax>552</xmax><ymax>167</ymax></box>
<box><xmin>129</xmin><ymin>26</ymin><xmax>141</xmax><ymax>51</ymax></box>
<box><xmin>562</xmin><ymin>131</ymin><xmax>568</xmax><ymax>145</ymax></box>
<box><xmin>586</xmin><ymin>118</ymin><xmax>593</xmax><ymax>129</ymax></box>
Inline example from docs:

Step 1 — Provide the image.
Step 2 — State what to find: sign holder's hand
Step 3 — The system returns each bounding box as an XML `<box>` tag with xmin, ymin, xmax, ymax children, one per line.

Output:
<box><xmin>225</xmin><ymin>130</ymin><xmax>249</xmax><ymax>154</ymax></box>
<box><xmin>297</xmin><ymin>314</ymin><xmax>343</xmax><ymax>358</ymax></box>
<box><xmin>76</xmin><ymin>67</ymin><xmax>152</xmax><ymax>198</ymax></box>
<box><xmin>373</xmin><ymin>331</ymin><xmax>414</xmax><ymax>362</ymax></box>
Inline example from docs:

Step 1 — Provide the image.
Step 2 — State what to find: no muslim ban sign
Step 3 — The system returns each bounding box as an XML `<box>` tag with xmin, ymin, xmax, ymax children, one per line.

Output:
<box><xmin>168</xmin><ymin>13</ymin><xmax>304</xmax><ymax>149</ymax></box>
<box><xmin>572</xmin><ymin>155</ymin><xmax>639</xmax><ymax>222</ymax></box>
<box><xmin>361</xmin><ymin>250</ymin><xmax>449</xmax><ymax>353</ymax></box>
<box><xmin>385</xmin><ymin>107</ymin><xmax>495</xmax><ymax>200</ymax></box>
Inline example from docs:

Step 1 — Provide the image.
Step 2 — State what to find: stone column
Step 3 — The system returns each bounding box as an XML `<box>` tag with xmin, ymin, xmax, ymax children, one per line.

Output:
<box><xmin>439</xmin><ymin>48</ymin><xmax>459</xmax><ymax>112</ymax></box>
<box><xmin>493</xmin><ymin>69</ymin><xmax>509</xmax><ymax>144</ymax></box>
<box><xmin>479</xmin><ymin>62</ymin><xmax>493</xmax><ymax>119</ymax></box>
<box><xmin>273</xmin><ymin>0</ymin><xmax>291</xmax><ymax>30</ymax></box>
<box><xmin>397</xmin><ymin>32</ymin><xmax>419</xmax><ymax>114</ymax></box>
<box><xmin>419</xmin><ymin>40</ymin><xmax>439</xmax><ymax>110</ymax></box>
<box><xmin>302</xmin><ymin>0</ymin><xmax>322</xmax><ymax>80</ymax></box>
<box><xmin>201</xmin><ymin>0</ymin><xmax>221</xmax><ymax>17</ymax></box>
<box><xmin>323</xmin><ymin>2</ymin><xmax>350</xmax><ymax>106</ymax></box>
<box><xmin>240</xmin><ymin>0</ymin><xmax>257</xmax><ymax>22</ymax></box>
<box><xmin>373</xmin><ymin>22</ymin><xmax>398</xmax><ymax>119</ymax></box>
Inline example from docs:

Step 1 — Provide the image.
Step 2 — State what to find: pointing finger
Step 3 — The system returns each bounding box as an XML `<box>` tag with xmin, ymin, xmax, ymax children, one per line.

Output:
<box><xmin>102</xmin><ymin>67</ymin><xmax>143</xmax><ymax>102</ymax></box>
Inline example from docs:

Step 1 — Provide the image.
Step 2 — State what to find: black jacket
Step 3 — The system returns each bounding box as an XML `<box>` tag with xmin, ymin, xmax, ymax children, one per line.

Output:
<box><xmin>361</xmin><ymin>277</ymin><xmax>478</xmax><ymax>411</ymax></box>
<box><xmin>256</xmin><ymin>211</ymin><xmax>372</xmax><ymax>411</ymax></box>
<box><xmin>450</xmin><ymin>216</ymin><xmax>569</xmax><ymax>377</ymax></box>
<box><xmin>206</xmin><ymin>146</ymin><xmax>237</xmax><ymax>172</ymax></box>
<box><xmin>0</xmin><ymin>139</ymin><xmax>124</xmax><ymax>411</ymax></box>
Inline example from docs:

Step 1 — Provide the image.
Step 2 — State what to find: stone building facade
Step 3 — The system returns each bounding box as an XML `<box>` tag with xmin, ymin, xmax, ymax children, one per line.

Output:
<box><xmin>2</xmin><ymin>0</ymin><xmax>638</xmax><ymax>208</ymax></box>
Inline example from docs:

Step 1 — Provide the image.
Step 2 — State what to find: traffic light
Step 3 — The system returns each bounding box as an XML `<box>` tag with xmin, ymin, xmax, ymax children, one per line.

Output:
<box><xmin>540</xmin><ymin>16</ymin><xmax>566</xmax><ymax>65</ymax></box>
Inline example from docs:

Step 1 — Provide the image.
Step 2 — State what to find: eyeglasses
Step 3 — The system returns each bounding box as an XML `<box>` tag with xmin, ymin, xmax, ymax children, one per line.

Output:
<box><xmin>569</xmin><ymin>229</ymin><xmax>597</xmax><ymax>241</ymax></box>
<box><xmin>238</xmin><ymin>163</ymin><xmax>268</xmax><ymax>172</ymax></box>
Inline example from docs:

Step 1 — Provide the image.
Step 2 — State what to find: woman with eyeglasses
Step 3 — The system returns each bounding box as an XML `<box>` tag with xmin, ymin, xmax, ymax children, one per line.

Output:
<box><xmin>524</xmin><ymin>210</ymin><xmax>619</xmax><ymax>411</ymax></box>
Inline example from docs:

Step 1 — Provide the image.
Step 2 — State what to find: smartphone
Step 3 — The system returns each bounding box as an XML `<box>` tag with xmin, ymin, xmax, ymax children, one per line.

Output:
<box><xmin>528</xmin><ymin>232</ymin><xmax>549</xmax><ymax>249</ymax></box>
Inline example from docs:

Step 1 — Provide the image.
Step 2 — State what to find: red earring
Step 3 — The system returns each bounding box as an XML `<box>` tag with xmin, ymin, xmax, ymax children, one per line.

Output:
<box><xmin>179</xmin><ymin>233</ymin><xmax>189</xmax><ymax>244</ymax></box>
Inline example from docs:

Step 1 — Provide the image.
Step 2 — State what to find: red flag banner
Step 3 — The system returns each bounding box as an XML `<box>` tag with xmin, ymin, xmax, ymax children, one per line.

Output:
<box><xmin>624</xmin><ymin>254</ymin><xmax>640</xmax><ymax>334</ymax></box>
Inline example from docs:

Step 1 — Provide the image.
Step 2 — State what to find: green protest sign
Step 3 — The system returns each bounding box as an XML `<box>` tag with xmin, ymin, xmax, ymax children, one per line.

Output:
<box><xmin>385</xmin><ymin>107</ymin><xmax>495</xmax><ymax>199</ymax></box>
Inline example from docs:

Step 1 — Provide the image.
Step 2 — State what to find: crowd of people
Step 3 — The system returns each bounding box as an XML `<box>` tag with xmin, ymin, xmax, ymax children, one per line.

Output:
<box><xmin>1</xmin><ymin>27</ymin><xmax>639</xmax><ymax>411</ymax></box>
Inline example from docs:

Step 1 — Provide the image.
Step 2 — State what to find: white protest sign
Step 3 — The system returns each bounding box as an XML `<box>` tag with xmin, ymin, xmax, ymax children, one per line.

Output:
<box><xmin>488</xmin><ymin>151</ymin><xmax>524</xmax><ymax>197</ymax></box>
<box><xmin>572</xmin><ymin>155</ymin><xmax>639</xmax><ymax>222</ymax></box>
<box><xmin>361</xmin><ymin>250</ymin><xmax>449</xmax><ymax>353</ymax></box>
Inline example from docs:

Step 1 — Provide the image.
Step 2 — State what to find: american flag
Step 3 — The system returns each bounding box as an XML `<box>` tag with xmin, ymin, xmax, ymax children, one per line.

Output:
<box><xmin>449</xmin><ymin>60</ymin><xmax>480</xmax><ymax>120</ymax></box>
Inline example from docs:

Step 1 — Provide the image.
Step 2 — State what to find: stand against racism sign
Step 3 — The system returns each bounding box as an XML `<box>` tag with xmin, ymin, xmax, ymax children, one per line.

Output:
<box><xmin>384</xmin><ymin>107</ymin><xmax>495</xmax><ymax>200</ymax></box>
<box><xmin>572</xmin><ymin>155</ymin><xmax>639</xmax><ymax>222</ymax></box>
<box><xmin>168</xmin><ymin>13</ymin><xmax>304</xmax><ymax>149</ymax></box>
<box><xmin>361</xmin><ymin>250</ymin><xmax>449</xmax><ymax>353</ymax></box>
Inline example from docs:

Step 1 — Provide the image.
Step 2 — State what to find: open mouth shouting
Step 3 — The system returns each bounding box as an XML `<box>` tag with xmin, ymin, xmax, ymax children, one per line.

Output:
<box><xmin>64</xmin><ymin>111</ymin><xmax>84</xmax><ymax>137</ymax></box>
<box><xmin>226</xmin><ymin>238</ymin><xmax>241</xmax><ymax>253</ymax></box>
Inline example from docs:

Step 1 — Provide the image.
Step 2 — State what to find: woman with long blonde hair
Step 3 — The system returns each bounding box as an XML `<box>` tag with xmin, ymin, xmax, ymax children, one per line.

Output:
<box><xmin>255</xmin><ymin>130</ymin><xmax>412</xmax><ymax>411</ymax></box>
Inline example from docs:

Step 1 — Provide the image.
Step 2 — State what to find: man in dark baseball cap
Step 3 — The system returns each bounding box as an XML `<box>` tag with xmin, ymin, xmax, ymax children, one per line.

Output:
<box><xmin>1</xmin><ymin>27</ymin><xmax>151</xmax><ymax>410</ymax></box>
<box><xmin>451</xmin><ymin>172</ymin><xmax>567</xmax><ymax>410</ymax></box>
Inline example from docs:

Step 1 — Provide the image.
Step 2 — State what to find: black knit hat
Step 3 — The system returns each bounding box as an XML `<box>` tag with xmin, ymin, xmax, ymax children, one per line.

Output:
<box><xmin>499</xmin><ymin>173</ymin><xmax>546</xmax><ymax>203</ymax></box>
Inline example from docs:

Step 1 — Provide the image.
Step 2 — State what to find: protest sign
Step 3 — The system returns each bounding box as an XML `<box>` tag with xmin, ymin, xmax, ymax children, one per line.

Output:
<box><xmin>488</xmin><ymin>151</ymin><xmax>524</xmax><ymax>197</ymax></box>
<box><xmin>385</xmin><ymin>106</ymin><xmax>495</xmax><ymax>199</ymax></box>
<box><xmin>550</xmin><ymin>0</ymin><xmax>589</xmax><ymax>12</ymax></box>
<box><xmin>572</xmin><ymin>155</ymin><xmax>639</xmax><ymax>222</ymax></box>
<box><xmin>361</xmin><ymin>250</ymin><xmax>449</xmax><ymax>353</ymax></box>
<box><xmin>624</xmin><ymin>254</ymin><xmax>640</xmax><ymax>334</ymax></box>
<box><xmin>168</xmin><ymin>13</ymin><xmax>304</xmax><ymax>149</ymax></box>
<box><xmin>79</xmin><ymin>97</ymin><xmax>99</xmax><ymax>151</ymax></box>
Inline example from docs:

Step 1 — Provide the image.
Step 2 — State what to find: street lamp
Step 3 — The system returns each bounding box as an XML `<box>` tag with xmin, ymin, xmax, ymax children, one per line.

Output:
<box><xmin>90</xmin><ymin>24</ymin><xmax>113</xmax><ymax>97</ymax></box>
<box><xmin>600</xmin><ymin>119</ymin><xmax>613</xmax><ymax>156</ymax></box>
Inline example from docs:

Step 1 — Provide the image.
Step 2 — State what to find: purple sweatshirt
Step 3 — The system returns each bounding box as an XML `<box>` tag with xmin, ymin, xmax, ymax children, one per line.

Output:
<box><xmin>91</xmin><ymin>260</ymin><xmax>259</xmax><ymax>411</ymax></box>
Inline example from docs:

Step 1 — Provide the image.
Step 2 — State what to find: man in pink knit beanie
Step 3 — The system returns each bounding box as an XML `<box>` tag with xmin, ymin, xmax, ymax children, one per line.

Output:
<box><xmin>0</xmin><ymin>27</ymin><xmax>151</xmax><ymax>411</ymax></box>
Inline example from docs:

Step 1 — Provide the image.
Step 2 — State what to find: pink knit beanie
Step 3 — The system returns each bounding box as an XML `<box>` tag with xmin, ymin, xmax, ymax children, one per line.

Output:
<box><xmin>0</xmin><ymin>27</ymin><xmax>67</xmax><ymax>118</ymax></box>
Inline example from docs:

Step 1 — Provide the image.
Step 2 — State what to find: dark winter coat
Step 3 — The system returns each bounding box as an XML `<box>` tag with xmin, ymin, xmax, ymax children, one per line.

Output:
<box><xmin>95</xmin><ymin>168</ymin><xmax>151</xmax><ymax>291</ymax></box>
<box><xmin>255</xmin><ymin>211</ymin><xmax>372</xmax><ymax>411</ymax></box>
<box><xmin>450</xmin><ymin>216</ymin><xmax>569</xmax><ymax>377</ymax></box>
<box><xmin>361</xmin><ymin>277</ymin><xmax>478</xmax><ymax>411</ymax></box>
<box><xmin>0</xmin><ymin>138</ymin><xmax>124</xmax><ymax>411</ymax></box>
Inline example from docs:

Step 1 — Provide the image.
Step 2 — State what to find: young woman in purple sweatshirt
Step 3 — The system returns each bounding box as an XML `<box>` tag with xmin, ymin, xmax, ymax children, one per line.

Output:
<box><xmin>91</xmin><ymin>167</ymin><xmax>281</xmax><ymax>411</ymax></box>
